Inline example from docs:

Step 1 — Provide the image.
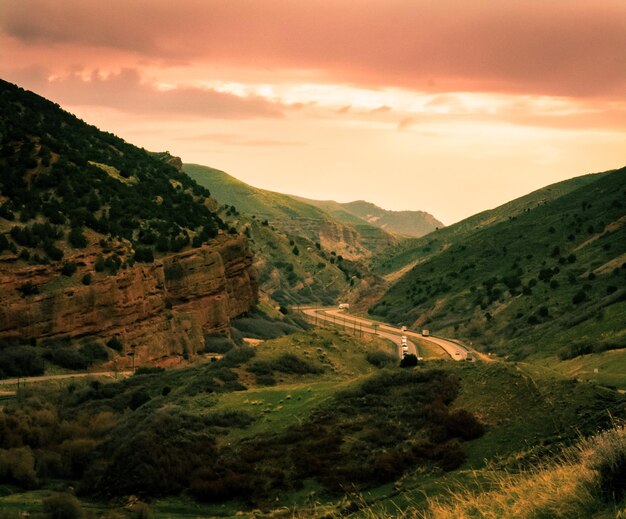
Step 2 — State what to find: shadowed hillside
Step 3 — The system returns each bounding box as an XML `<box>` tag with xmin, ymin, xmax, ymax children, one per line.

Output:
<box><xmin>370</xmin><ymin>167</ymin><xmax>626</xmax><ymax>360</ymax></box>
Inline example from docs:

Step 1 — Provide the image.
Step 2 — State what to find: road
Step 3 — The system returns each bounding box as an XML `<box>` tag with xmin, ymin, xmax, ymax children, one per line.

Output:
<box><xmin>302</xmin><ymin>307</ymin><xmax>470</xmax><ymax>361</ymax></box>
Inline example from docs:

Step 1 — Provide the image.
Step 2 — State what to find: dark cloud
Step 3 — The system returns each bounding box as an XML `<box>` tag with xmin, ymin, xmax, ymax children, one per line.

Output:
<box><xmin>7</xmin><ymin>68</ymin><xmax>282</xmax><ymax>119</ymax></box>
<box><xmin>3</xmin><ymin>0</ymin><xmax>626</xmax><ymax>99</ymax></box>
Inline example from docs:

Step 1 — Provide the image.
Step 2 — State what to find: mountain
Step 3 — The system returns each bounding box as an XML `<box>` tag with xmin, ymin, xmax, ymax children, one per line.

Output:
<box><xmin>292</xmin><ymin>196</ymin><xmax>443</xmax><ymax>237</ymax></box>
<box><xmin>184</xmin><ymin>164</ymin><xmax>400</xmax><ymax>259</ymax></box>
<box><xmin>184</xmin><ymin>163</ymin><xmax>398</xmax><ymax>307</ymax></box>
<box><xmin>370</xmin><ymin>167</ymin><xmax>626</xmax><ymax>360</ymax></box>
<box><xmin>0</xmin><ymin>79</ymin><xmax>257</xmax><ymax>365</ymax></box>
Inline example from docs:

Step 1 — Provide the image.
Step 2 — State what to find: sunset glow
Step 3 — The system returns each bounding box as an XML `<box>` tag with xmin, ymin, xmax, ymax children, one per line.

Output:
<box><xmin>2</xmin><ymin>0</ymin><xmax>625</xmax><ymax>223</ymax></box>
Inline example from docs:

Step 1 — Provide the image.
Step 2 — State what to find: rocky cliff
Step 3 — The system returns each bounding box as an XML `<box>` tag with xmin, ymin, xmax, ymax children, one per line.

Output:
<box><xmin>0</xmin><ymin>236</ymin><xmax>257</xmax><ymax>361</ymax></box>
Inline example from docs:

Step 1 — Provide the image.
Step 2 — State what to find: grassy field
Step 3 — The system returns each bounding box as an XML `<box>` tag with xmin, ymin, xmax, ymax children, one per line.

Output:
<box><xmin>1</xmin><ymin>329</ymin><xmax>624</xmax><ymax>518</ymax></box>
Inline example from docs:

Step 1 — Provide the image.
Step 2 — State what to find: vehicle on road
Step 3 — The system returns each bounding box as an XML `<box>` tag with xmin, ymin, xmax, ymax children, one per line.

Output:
<box><xmin>401</xmin><ymin>325</ymin><xmax>407</xmax><ymax>332</ymax></box>
<box><xmin>338</xmin><ymin>303</ymin><xmax>350</xmax><ymax>310</ymax></box>
<box><xmin>422</xmin><ymin>329</ymin><xmax>430</xmax><ymax>336</ymax></box>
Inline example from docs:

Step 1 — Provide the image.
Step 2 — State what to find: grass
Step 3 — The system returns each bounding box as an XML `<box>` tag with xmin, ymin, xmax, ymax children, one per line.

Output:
<box><xmin>369</xmin><ymin>167</ymin><xmax>626</xmax><ymax>362</ymax></box>
<box><xmin>545</xmin><ymin>348</ymin><xmax>626</xmax><ymax>390</ymax></box>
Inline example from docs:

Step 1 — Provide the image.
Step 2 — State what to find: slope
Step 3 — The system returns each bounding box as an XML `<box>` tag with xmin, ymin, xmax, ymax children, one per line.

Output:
<box><xmin>184</xmin><ymin>163</ymin><xmax>399</xmax><ymax>260</ymax></box>
<box><xmin>0</xmin><ymin>79</ymin><xmax>257</xmax><ymax>369</ymax></box>
<box><xmin>370</xmin><ymin>167</ymin><xmax>626</xmax><ymax>360</ymax></box>
<box><xmin>292</xmin><ymin>195</ymin><xmax>443</xmax><ymax>238</ymax></box>
<box><xmin>371</xmin><ymin>171</ymin><xmax>610</xmax><ymax>277</ymax></box>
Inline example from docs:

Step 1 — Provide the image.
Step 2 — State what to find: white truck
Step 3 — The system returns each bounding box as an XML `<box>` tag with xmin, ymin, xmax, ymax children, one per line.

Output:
<box><xmin>338</xmin><ymin>303</ymin><xmax>350</xmax><ymax>310</ymax></box>
<box><xmin>422</xmin><ymin>329</ymin><xmax>430</xmax><ymax>337</ymax></box>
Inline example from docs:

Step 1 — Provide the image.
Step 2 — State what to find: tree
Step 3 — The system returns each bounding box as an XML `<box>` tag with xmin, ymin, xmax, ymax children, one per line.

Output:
<box><xmin>400</xmin><ymin>354</ymin><xmax>418</xmax><ymax>367</ymax></box>
<box><xmin>68</xmin><ymin>227</ymin><xmax>87</xmax><ymax>248</ymax></box>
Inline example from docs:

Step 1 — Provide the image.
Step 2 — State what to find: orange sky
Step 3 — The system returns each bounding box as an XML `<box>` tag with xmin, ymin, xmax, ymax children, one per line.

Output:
<box><xmin>2</xmin><ymin>0</ymin><xmax>625</xmax><ymax>223</ymax></box>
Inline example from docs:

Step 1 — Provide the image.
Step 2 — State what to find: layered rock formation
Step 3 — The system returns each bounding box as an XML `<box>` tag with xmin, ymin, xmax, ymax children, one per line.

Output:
<box><xmin>0</xmin><ymin>236</ymin><xmax>257</xmax><ymax>361</ymax></box>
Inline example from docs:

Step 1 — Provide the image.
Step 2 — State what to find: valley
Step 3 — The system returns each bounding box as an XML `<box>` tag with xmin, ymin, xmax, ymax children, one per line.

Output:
<box><xmin>0</xmin><ymin>79</ymin><xmax>624</xmax><ymax>518</ymax></box>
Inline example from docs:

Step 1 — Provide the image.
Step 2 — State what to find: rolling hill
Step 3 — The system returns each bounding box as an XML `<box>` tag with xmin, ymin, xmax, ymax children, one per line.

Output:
<box><xmin>184</xmin><ymin>164</ymin><xmax>400</xmax><ymax>260</ymax></box>
<box><xmin>184</xmin><ymin>163</ymin><xmax>400</xmax><ymax>307</ymax></box>
<box><xmin>292</xmin><ymin>196</ymin><xmax>443</xmax><ymax>237</ymax></box>
<box><xmin>370</xmin><ymin>167</ymin><xmax>626</xmax><ymax>361</ymax></box>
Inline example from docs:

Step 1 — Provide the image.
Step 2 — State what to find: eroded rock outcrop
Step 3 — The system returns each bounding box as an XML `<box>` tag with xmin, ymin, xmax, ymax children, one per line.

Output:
<box><xmin>0</xmin><ymin>236</ymin><xmax>257</xmax><ymax>361</ymax></box>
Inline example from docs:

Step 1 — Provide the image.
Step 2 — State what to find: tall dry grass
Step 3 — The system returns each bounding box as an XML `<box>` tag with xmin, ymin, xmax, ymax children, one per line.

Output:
<box><xmin>318</xmin><ymin>424</ymin><xmax>626</xmax><ymax>519</ymax></box>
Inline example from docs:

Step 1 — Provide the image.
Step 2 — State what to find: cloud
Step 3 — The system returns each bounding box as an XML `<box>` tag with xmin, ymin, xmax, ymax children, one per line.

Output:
<box><xmin>174</xmin><ymin>133</ymin><xmax>302</xmax><ymax>147</ymax></box>
<box><xmin>3</xmin><ymin>0</ymin><xmax>626</xmax><ymax>99</ymax></box>
<box><xmin>10</xmin><ymin>68</ymin><xmax>283</xmax><ymax>119</ymax></box>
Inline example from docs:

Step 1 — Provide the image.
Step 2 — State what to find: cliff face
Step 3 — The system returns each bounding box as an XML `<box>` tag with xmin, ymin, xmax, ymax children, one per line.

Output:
<box><xmin>0</xmin><ymin>236</ymin><xmax>257</xmax><ymax>361</ymax></box>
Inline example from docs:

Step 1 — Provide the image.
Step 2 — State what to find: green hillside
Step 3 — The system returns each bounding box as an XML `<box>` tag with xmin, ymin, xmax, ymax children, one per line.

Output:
<box><xmin>292</xmin><ymin>195</ymin><xmax>443</xmax><ymax>238</ymax></box>
<box><xmin>0</xmin><ymin>80</ymin><xmax>227</xmax><ymax>264</ymax></box>
<box><xmin>1</xmin><ymin>330</ymin><xmax>624</xmax><ymax>517</ymax></box>
<box><xmin>184</xmin><ymin>164</ymin><xmax>399</xmax><ymax>258</ymax></box>
<box><xmin>370</xmin><ymin>167</ymin><xmax>626</xmax><ymax>360</ymax></box>
<box><xmin>371</xmin><ymin>171</ymin><xmax>609</xmax><ymax>277</ymax></box>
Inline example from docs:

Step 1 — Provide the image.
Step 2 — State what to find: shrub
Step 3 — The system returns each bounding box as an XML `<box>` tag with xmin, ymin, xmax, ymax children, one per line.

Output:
<box><xmin>0</xmin><ymin>346</ymin><xmax>44</xmax><ymax>378</ymax></box>
<box><xmin>0</xmin><ymin>447</ymin><xmax>37</xmax><ymax>487</ymax></box>
<box><xmin>61</xmin><ymin>262</ymin><xmax>77</xmax><ymax>276</ymax></box>
<box><xmin>444</xmin><ymin>409</ymin><xmax>485</xmax><ymax>440</ymax></box>
<box><xmin>42</xmin><ymin>493</ymin><xmax>84</xmax><ymax>519</ymax></box>
<box><xmin>79</xmin><ymin>342</ymin><xmax>109</xmax><ymax>363</ymax></box>
<box><xmin>221</xmin><ymin>347</ymin><xmax>255</xmax><ymax>367</ymax></box>
<box><xmin>134</xmin><ymin>247</ymin><xmax>154</xmax><ymax>263</ymax></box>
<box><xmin>366</xmin><ymin>351</ymin><xmax>397</xmax><ymax>368</ymax></box>
<box><xmin>129</xmin><ymin>389</ymin><xmax>151</xmax><ymax>410</ymax></box>
<box><xmin>68</xmin><ymin>227</ymin><xmax>87</xmax><ymax>248</ymax></box>
<box><xmin>81</xmin><ymin>273</ymin><xmax>92</xmax><ymax>285</ymax></box>
<box><xmin>400</xmin><ymin>354</ymin><xmax>418</xmax><ymax>367</ymax></box>
<box><xmin>203</xmin><ymin>334</ymin><xmax>234</xmax><ymax>354</ymax></box>
<box><xmin>44</xmin><ymin>346</ymin><xmax>89</xmax><ymax>370</ymax></box>
<box><xmin>106</xmin><ymin>337</ymin><xmax>123</xmax><ymax>352</ymax></box>
<box><xmin>17</xmin><ymin>281</ymin><xmax>39</xmax><ymax>297</ymax></box>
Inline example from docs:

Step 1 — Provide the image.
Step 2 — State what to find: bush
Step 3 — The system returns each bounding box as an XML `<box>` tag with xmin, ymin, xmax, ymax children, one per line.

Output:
<box><xmin>81</xmin><ymin>273</ymin><xmax>92</xmax><ymax>285</ymax></box>
<box><xmin>129</xmin><ymin>389</ymin><xmax>151</xmax><ymax>410</ymax></box>
<box><xmin>400</xmin><ymin>354</ymin><xmax>418</xmax><ymax>367</ymax></box>
<box><xmin>0</xmin><ymin>346</ymin><xmax>44</xmax><ymax>378</ymax></box>
<box><xmin>366</xmin><ymin>351</ymin><xmax>397</xmax><ymax>368</ymax></box>
<box><xmin>444</xmin><ymin>409</ymin><xmax>485</xmax><ymax>440</ymax></box>
<box><xmin>68</xmin><ymin>227</ymin><xmax>87</xmax><ymax>248</ymax></box>
<box><xmin>573</xmin><ymin>290</ymin><xmax>588</xmax><ymax>304</ymax></box>
<box><xmin>17</xmin><ymin>281</ymin><xmax>39</xmax><ymax>297</ymax></box>
<box><xmin>42</xmin><ymin>493</ymin><xmax>84</xmax><ymax>519</ymax></box>
<box><xmin>61</xmin><ymin>262</ymin><xmax>77</xmax><ymax>277</ymax></box>
<box><xmin>134</xmin><ymin>247</ymin><xmax>154</xmax><ymax>263</ymax></box>
<box><xmin>44</xmin><ymin>346</ymin><xmax>89</xmax><ymax>370</ymax></box>
<box><xmin>79</xmin><ymin>342</ymin><xmax>109</xmax><ymax>363</ymax></box>
<box><xmin>0</xmin><ymin>447</ymin><xmax>37</xmax><ymax>487</ymax></box>
<box><xmin>203</xmin><ymin>334</ymin><xmax>234</xmax><ymax>354</ymax></box>
<box><xmin>106</xmin><ymin>337</ymin><xmax>123</xmax><ymax>352</ymax></box>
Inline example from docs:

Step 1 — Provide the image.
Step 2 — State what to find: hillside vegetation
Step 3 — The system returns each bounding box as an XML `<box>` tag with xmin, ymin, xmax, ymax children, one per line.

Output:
<box><xmin>184</xmin><ymin>164</ymin><xmax>399</xmax><ymax>258</ymax></box>
<box><xmin>185</xmin><ymin>163</ymin><xmax>394</xmax><ymax>306</ymax></box>
<box><xmin>0</xmin><ymin>80</ymin><xmax>227</xmax><ymax>266</ymax></box>
<box><xmin>370</xmin><ymin>167</ymin><xmax>626</xmax><ymax>360</ymax></box>
<box><xmin>1</xmin><ymin>330</ymin><xmax>624</xmax><ymax>517</ymax></box>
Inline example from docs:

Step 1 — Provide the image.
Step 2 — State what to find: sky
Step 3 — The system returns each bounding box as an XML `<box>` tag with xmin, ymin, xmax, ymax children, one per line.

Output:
<box><xmin>2</xmin><ymin>1</ymin><xmax>625</xmax><ymax>224</ymax></box>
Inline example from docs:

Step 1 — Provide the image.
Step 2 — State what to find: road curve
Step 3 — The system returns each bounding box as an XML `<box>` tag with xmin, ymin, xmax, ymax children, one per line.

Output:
<box><xmin>302</xmin><ymin>307</ymin><xmax>469</xmax><ymax>361</ymax></box>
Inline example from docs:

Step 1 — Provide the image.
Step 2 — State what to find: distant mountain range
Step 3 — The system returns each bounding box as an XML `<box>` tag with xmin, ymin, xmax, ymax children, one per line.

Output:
<box><xmin>291</xmin><ymin>196</ymin><xmax>443</xmax><ymax>238</ymax></box>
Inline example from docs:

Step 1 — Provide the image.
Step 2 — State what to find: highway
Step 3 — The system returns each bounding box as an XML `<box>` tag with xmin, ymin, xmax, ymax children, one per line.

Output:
<box><xmin>302</xmin><ymin>307</ymin><xmax>470</xmax><ymax>361</ymax></box>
